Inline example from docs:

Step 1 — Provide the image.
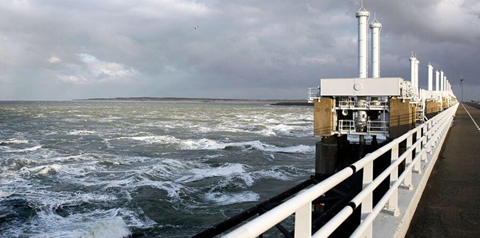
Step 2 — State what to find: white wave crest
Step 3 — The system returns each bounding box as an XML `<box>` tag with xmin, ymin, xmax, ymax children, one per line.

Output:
<box><xmin>77</xmin><ymin>217</ymin><xmax>130</xmax><ymax>238</ymax></box>
<box><xmin>177</xmin><ymin>163</ymin><xmax>254</xmax><ymax>186</ymax></box>
<box><xmin>19</xmin><ymin>164</ymin><xmax>62</xmax><ymax>176</ymax></box>
<box><xmin>68</xmin><ymin>130</ymin><xmax>96</xmax><ymax>135</ymax></box>
<box><xmin>0</xmin><ymin>139</ymin><xmax>29</xmax><ymax>145</ymax></box>
<box><xmin>204</xmin><ymin>191</ymin><xmax>260</xmax><ymax>206</ymax></box>
<box><xmin>5</xmin><ymin>145</ymin><xmax>42</xmax><ymax>153</ymax></box>
<box><xmin>18</xmin><ymin>210</ymin><xmax>131</xmax><ymax>238</ymax></box>
<box><xmin>253</xmin><ymin>170</ymin><xmax>294</xmax><ymax>181</ymax></box>
<box><xmin>37</xmin><ymin>164</ymin><xmax>62</xmax><ymax>176</ymax></box>
<box><xmin>252</xmin><ymin>166</ymin><xmax>307</xmax><ymax>181</ymax></box>
<box><xmin>118</xmin><ymin>135</ymin><xmax>180</xmax><ymax>144</ymax></box>
<box><xmin>179</xmin><ymin>139</ymin><xmax>314</xmax><ymax>154</ymax></box>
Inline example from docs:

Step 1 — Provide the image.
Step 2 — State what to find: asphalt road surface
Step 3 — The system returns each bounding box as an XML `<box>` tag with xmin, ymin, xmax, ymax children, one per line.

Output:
<box><xmin>407</xmin><ymin>103</ymin><xmax>480</xmax><ymax>238</ymax></box>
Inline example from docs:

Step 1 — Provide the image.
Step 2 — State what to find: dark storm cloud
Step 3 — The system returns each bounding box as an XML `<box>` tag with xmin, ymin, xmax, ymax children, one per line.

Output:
<box><xmin>0</xmin><ymin>0</ymin><xmax>478</xmax><ymax>100</ymax></box>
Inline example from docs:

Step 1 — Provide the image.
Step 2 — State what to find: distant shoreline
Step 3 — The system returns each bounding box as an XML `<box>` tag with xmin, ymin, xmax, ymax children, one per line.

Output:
<box><xmin>75</xmin><ymin>97</ymin><xmax>312</xmax><ymax>106</ymax></box>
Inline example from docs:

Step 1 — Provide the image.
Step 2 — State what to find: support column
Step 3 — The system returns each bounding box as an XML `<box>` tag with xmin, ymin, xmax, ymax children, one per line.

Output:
<box><xmin>410</xmin><ymin>55</ymin><xmax>416</xmax><ymax>90</ymax></box>
<box><xmin>440</xmin><ymin>71</ymin><xmax>444</xmax><ymax>91</ymax></box>
<box><xmin>315</xmin><ymin>136</ymin><xmax>338</xmax><ymax>175</ymax></box>
<box><xmin>357</xmin><ymin>6</ymin><xmax>370</xmax><ymax>78</ymax></box>
<box><xmin>427</xmin><ymin>63</ymin><xmax>433</xmax><ymax>91</ymax></box>
<box><xmin>415</xmin><ymin>59</ymin><xmax>419</xmax><ymax>93</ymax></box>
<box><xmin>370</xmin><ymin>18</ymin><xmax>382</xmax><ymax>78</ymax></box>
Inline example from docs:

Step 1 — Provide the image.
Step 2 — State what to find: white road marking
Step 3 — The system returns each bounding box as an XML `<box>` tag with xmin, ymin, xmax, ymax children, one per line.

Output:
<box><xmin>462</xmin><ymin>104</ymin><xmax>480</xmax><ymax>132</ymax></box>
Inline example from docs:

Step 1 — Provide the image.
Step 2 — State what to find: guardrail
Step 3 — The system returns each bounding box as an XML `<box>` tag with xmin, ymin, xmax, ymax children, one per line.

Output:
<box><xmin>308</xmin><ymin>87</ymin><xmax>321</xmax><ymax>102</ymax></box>
<box><xmin>224</xmin><ymin>103</ymin><xmax>459</xmax><ymax>238</ymax></box>
<box><xmin>338</xmin><ymin>120</ymin><xmax>388</xmax><ymax>135</ymax></box>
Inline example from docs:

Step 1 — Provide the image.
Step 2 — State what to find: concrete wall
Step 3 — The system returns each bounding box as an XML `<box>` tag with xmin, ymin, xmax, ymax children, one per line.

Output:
<box><xmin>389</xmin><ymin>98</ymin><xmax>413</xmax><ymax>138</ymax></box>
<box><xmin>314</xmin><ymin>98</ymin><xmax>334</xmax><ymax>136</ymax></box>
<box><xmin>426</xmin><ymin>100</ymin><xmax>439</xmax><ymax>118</ymax></box>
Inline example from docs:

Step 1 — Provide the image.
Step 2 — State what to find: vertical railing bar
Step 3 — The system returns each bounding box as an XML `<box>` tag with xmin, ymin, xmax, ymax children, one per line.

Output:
<box><xmin>294</xmin><ymin>201</ymin><xmax>311</xmax><ymax>238</ymax></box>
<box><xmin>361</xmin><ymin>160</ymin><xmax>374</xmax><ymax>237</ymax></box>
<box><xmin>403</xmin><ymin>134</ymin><xmax>413</xmax><ymax>189</ymax></box>
<box><xmin>386</xmin><ymin>144</ymin><xmax>400</xmax><ymax>216</ymax></box>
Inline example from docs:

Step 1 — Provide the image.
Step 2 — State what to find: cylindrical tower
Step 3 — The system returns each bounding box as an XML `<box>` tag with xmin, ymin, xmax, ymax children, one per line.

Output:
<box><xmin>410</xmin><ymin>54</ymin><xmax>416</xmax><ymax>88</ymax></box>
<box><xmin>415</xmin><ymin>59</ymin><xmax>419</xmax><ymax>89</ymax></box>
<box><xmin>356</xmin><ymin>6</ymin><xmax>370</xmax><ymax>78</ymax></box>
<box><xmin>440</xmin><ymin>70</ymin><xmax>444</xmax><ymax>91</ymax></box>
<box><xmin>427</xmin><ymin>63</ymin><xmax>433</xmax><ymax>91</ymax></box>
<box><xmin>370</xmin><ymin>18</ymin><xmax>382</xmax><ymax>78</ymax></box>
<box><xmin>435</xmin><ymin>70</ymin><xmax>440</xmax><ymax>91</ymax></box>
<box><xmin>444</xmin><ymin>76</ymin><xmax>447</xmax><ymax>92</ymax></box>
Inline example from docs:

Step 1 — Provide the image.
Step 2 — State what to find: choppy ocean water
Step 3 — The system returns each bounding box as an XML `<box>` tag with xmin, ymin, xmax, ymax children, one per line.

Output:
<box><xmin>0</xmin><ymin>101</ymin><xmax>316</xmax><ymax>237</ymax></box>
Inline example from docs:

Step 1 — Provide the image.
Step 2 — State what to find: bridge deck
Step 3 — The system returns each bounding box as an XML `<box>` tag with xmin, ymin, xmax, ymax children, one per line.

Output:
<box><xmin>407</xmin><ymin>103</ymin><xmax>480</xmax><ymax>238</ymax></box>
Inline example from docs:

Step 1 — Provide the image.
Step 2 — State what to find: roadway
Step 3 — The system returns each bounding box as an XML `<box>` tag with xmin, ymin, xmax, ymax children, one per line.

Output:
<box><xmin>407</xmin><ymin>103</ymin><xmax>480</xmax><ymax>238</ymax></box>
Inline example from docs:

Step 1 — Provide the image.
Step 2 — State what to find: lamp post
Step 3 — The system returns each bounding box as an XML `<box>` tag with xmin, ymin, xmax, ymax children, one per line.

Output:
<box><xmin>460</xmin><ymin>77</ymin><xmax>464</xmax><ymax>102</ymax></box>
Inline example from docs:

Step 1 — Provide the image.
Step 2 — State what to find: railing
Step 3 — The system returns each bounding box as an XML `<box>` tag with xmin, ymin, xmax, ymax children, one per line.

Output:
<box><xmin>367</xmin><ymin>121</ymin><xmax>388</xmax><ymax>134</ymax></box>
<box><xmin>338</xmin><ymin>101</ymin><xmax>355</xmax><ymax>107</ymax></box>
<box><xmin>338</xmin><ymin>119</ymin><xmax>355</xmax><ymax>133</ymax></box>
<box><xmin>338</xmin><ymin>120</ymin><xmax>388</xmax><ymax>135</ymax></box>
<box><xmin>337</xmin><ymin>100</ymin><xmax>388</xmax><ymax>109</ymax></box>
<box><xmin>223</xmin><ymin>103</ymin><xmax>459</xmax><ymax>238</ymax></box>
<box><xmin>308</xmin><ymin>87</ymin><xmax>321</xmax><ymax>102</ymax></box>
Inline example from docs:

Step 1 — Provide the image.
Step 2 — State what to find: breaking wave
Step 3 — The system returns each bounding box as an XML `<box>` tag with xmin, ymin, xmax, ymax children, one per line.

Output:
<box><xmin>116</xmin><ymin>135</ymin><xmax>314</xmax><ymax>154</ymax></box>
<box><xmin>179</xmin><ymin>139</ymin><xmax>314</xmax><ymax>154</ymax></box>
<box><xmin>4</xmin><ymin>145</ymin><xmax>42</xmax><ymax>153</ymax></box>
<box><xmin>0</xmin><ymin>139</ymin><xmax>29</xmax><ymax>145</ymax></box>
<box><xmin>0</xmin><ymin>101</ymin><xmax>316</xmax><ymax>237</ymax></box>
<box><xmin>204</xmin><ymin>191</ymin><xmax>260</xmax><ymax>206</ymax></box>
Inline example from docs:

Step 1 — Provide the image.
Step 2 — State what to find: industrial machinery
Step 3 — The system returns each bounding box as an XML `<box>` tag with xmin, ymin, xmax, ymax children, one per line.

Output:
<box><xmin>308</xmin><ymin>5</ymin><xmax>456</xmax><ymax>177</ymax></box>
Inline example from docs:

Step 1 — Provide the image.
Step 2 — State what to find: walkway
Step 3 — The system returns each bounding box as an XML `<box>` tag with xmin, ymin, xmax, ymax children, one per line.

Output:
<box><xmin>407</xmin><ymin>103</ymin><xmax>480</xmax><ymax>238</ymax></box>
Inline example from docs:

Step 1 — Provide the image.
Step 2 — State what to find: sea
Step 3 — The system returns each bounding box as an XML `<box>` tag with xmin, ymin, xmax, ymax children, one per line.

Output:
<box><xmin>0</xmin><ymin>101</ymin><xmax>317</xmax><ymax>237</ymax></box>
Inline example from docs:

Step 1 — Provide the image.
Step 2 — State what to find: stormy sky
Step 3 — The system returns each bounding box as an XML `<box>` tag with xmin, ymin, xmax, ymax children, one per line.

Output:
<box><xmin>0</xmin><ymin>0</ymin><xmax>478</xmax><ymax>100</ymax></box>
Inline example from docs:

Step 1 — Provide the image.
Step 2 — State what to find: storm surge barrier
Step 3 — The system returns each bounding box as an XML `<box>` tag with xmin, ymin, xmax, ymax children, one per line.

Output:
<box><xmin>224</xmin><ymin>103</ymin><xmax>459</xmax><ymax>238</ymax></box>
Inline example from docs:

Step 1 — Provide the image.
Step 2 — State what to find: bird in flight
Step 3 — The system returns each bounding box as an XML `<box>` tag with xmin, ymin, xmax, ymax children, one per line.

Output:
<box><xmin>195</xmin><ymin>26</ymin><xmax>199</xmax><ymax>29</ymax></box>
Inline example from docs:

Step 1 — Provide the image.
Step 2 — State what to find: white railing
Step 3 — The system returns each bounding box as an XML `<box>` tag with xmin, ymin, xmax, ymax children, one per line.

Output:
<box><xmin>338</xmin><ymin>119</ymin><xmax>355</xmax><ymax>133</ymax></box>
<box><xmin>367</xmin><ymin>121</ymin><xmax>388</xmax><ymax>134</ymax></box>
<box><xmin>308</xmin><ymin>87</ymin><xmax>321</xmax><ymax>102</ymax></box>
<box><xmin>224</xmin><ymin>103</ymin><xmax>459</xmax><ymax>238</ymax></box>
<box><xmin>337</xmin><ymin>100</ymin><xmax>388</xmax><ymax>109</ymax></box>
<box><xmin>338</xmin><ymin>120</ymin><xmax>388</xmax><ymax>135</ymax></box>
<box><xmin>338</xmin><ymin>101</ymin><xmax>356</xmax><ymax>108</ymax></box>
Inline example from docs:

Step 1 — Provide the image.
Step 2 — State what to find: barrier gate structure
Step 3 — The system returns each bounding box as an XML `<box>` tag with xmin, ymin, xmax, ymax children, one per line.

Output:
<box><xmin>223</xmin><ymin>103</ymin><xmax>459</xmax><ymax>238</ymax></box>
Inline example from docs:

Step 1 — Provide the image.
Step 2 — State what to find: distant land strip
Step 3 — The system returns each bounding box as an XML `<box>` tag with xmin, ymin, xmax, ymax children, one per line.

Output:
<box><xmin>75</xmin><ymin>97</ymin><xmax>312</xmax><ymax>106</ymax></box>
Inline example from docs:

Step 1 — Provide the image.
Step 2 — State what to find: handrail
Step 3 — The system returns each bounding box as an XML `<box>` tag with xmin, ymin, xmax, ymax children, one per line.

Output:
<box><xmin>223</xmin><ymin>168</ymin><xmax>354</xmax><ymax>237</ymax></box>
<box><xmin>223</xmin><ymin>103</ymin><xmax>459</xmax><ymax>238</ymax></box>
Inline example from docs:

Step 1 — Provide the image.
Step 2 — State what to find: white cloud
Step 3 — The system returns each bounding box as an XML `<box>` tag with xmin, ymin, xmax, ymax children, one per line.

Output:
<box><xmin>58</xmin><ymin>75</ymin><xmax>85</xmax><ymax>83</ymax></box>
<box><xmin>57</xmin><ymin>53</ymin><xmax>137</xmax><ymax>84</ymax></box>
<box><xmin>48</xmin><ymin>56</ymin><xmax>62</xmax><ymax>63</ymax></box>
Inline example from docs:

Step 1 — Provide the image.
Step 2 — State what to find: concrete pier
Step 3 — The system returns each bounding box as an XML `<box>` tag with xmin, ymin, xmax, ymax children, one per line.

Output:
<box><xmin>407</xmin><ymin>103</ymin><xmax>480</xmax><ymax>237</ymax></box>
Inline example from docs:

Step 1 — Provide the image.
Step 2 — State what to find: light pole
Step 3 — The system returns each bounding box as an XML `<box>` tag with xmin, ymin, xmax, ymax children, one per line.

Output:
<box><xmin>460</xmin><ymin>77</ymin><xmax>464</xmax><ymax>102</ymax></box>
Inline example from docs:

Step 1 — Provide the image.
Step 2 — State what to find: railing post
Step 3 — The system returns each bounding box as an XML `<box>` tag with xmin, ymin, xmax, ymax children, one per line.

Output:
<box><xmin>402</xmin><ymin>135</ymin><xmax>414</xmax><ymax>189</ymax></box>
<box><xmin>385</xmin><ymin>144</ymin><xmax>400</xmax><ymax>216</ymax></box>
<box><xmin>416</xmin><ymin>136</ymin><xmax>425</xmax><ymax>174</ymax></box>
<box><xmin>295</xmin><ymin>201</ymin><xmax>312</xmax><ymax>238</ymax></box>
<box><xmin>361</xmin><ymin>160</ymin><xmax>374</xmax><ymax>238</ymax></box>
<box><xmin>416</xmin><ymin>130</ymin><xmax>425</xmax><ymax>163</ymax></box>
<box><xmin>432</xmin><ymin>120</ymin><xmax>439</xmax><ymax>148</ymax></box>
